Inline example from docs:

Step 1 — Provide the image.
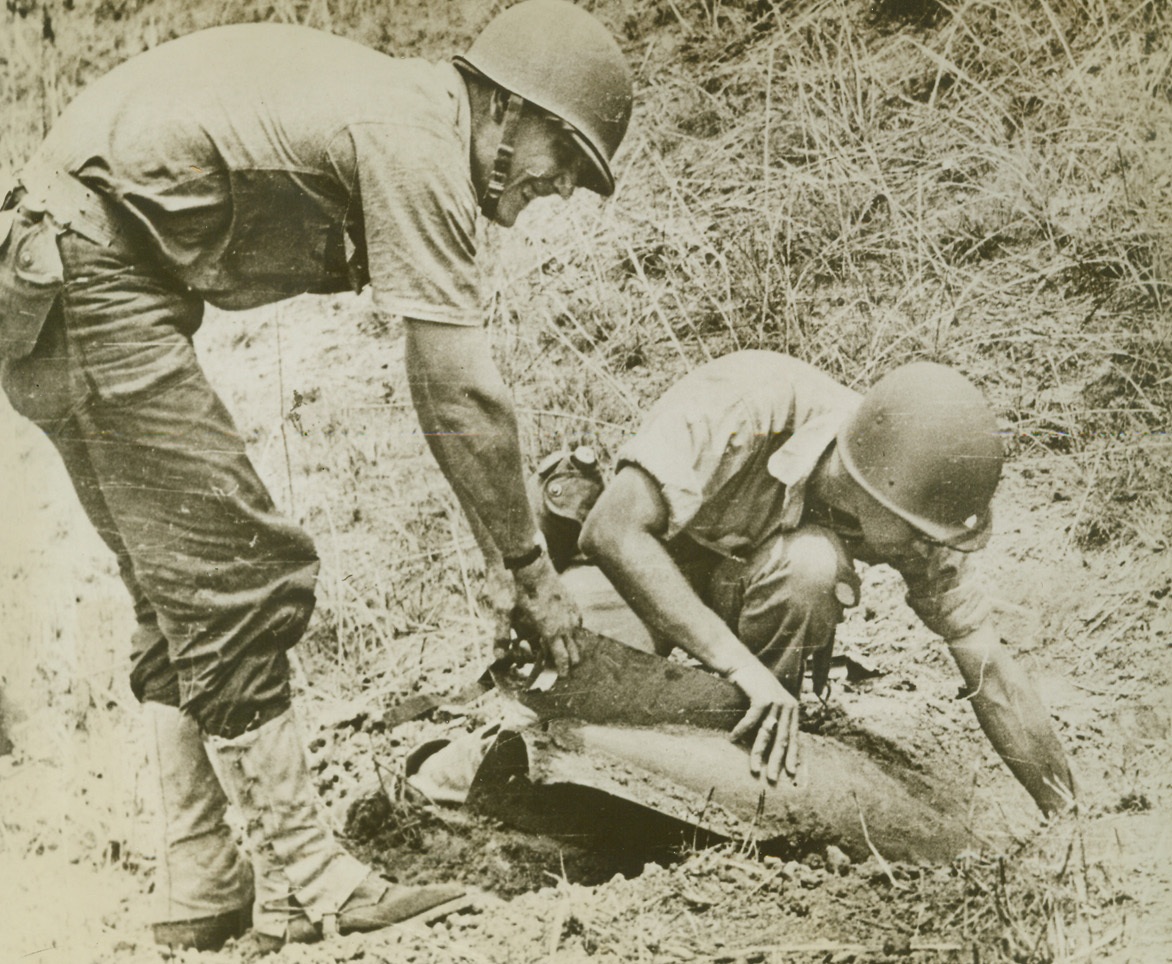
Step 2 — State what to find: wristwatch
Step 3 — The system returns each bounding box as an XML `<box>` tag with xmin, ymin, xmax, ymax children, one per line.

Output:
<box><xmin>502</xmin><ymin>543</ymin><xmax>544</xmax><ymax>571</ymax></box>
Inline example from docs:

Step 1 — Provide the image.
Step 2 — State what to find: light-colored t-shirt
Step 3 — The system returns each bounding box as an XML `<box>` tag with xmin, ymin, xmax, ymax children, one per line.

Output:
<box><xmin>25</xmin><ymin>23</ymin><xmax>482</xmax><ymax>324</ymax></box>
<box><xmin>617</xmin><ymin>351</ymin><xmax>992</xmax><ymax>639</ymax></box>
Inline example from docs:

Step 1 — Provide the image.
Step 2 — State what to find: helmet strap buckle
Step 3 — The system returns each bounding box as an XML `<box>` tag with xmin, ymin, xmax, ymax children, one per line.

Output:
<box><xmin>481</xmin><ymin>91</ymin><xmax>526</xmax><ymax>219</ymax></box>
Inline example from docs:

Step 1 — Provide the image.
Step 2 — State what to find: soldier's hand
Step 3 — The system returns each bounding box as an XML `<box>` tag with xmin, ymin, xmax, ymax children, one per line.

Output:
<box><xmin>728</xmin><ymin>661</ymin><xmax>800</xmax><ymax>782</ymax></box>
<box><xmin>509</xmin><ymin>552</ymin><xmax>582</xmax><ymax>677</ymax></box>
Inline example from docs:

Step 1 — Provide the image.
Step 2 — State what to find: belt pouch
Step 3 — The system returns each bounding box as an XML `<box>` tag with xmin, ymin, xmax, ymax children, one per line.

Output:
<box><xmin>0</xmin><ymin>208</ymin><xmax>64</xmax><ymax>360</ymax></box>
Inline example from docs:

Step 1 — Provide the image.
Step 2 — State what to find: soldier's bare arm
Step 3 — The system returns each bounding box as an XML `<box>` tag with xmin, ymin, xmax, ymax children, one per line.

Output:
<box><xmin>948</xmin><ymin>623</ymin><xmax>1075</xmax><ymax>816</ymax></box>
<box><xmin>404</xmin><ymin>318</ymin><xmax>580</xmax><ymax>674</ymax></box>
<box><xmin>581</xmin><ymin>465</ymin><xmax>800</xmax><ymax>779</ymax></box>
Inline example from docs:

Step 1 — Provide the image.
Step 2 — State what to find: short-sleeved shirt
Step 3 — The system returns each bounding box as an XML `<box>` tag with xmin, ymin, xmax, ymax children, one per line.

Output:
<box><xmin>616</xmin><ymin>351</ymin><xmax>992</xmax><ymax>640</ymax></box>
<box><xmin>23</xmin><ymin>23</ymin><xmax>481</xmax><ymax>324</ymax></box>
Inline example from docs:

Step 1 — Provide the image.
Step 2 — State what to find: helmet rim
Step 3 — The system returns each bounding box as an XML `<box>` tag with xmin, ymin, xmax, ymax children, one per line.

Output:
<box><xmin>836</xmin><ymin>432</ymin><xmax>994</xmax><ymax>551</ymax></box>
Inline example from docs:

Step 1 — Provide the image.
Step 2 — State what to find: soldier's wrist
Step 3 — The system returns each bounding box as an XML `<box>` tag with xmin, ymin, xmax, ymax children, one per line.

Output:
<box><xmin>719</xmin><ymin>648</ymin><xmax>761</xmax><ymax>681</ymax></box>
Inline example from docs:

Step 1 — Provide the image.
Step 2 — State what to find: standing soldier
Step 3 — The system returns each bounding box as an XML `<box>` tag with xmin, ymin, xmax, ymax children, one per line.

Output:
<box><xmin>0</xmin><ymin>0</ymin><xmax>631</xmax><ymax>953</ymax></box>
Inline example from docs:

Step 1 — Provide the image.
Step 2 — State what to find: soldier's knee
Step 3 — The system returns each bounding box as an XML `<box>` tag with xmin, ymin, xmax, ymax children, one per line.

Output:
<box><xmin>784</xmin><ymin>529</ymin><xmax>846</xmax><ymax>601</ymax></box>
<box><xmin>746</xmin><ymin>525</ymin><xmax>857</xmax><ymax>616</ymax></box>
<box><xmin>270</xmin><ymin>579</ymin><xmax>317</xmax><ymax>650</ymax></box>
<box><xmin>176</xmin><ymin>584</ymin><xmax>312</xmax><ymax>739</ymax></box>
<box><xmin>187</xmin><ymin>647</ymin><xmax>293</xmax><ymax>740</ymax></box>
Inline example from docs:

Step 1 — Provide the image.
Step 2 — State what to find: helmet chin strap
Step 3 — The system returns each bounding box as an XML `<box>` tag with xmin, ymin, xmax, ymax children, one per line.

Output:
<box><xmin>480</xmin><ymin>91</ymin><xmax>526</xmax><ymax>220</ymax></box>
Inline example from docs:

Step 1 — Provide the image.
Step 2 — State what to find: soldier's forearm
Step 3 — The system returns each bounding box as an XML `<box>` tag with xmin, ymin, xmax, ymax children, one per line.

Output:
<box><xmin>405</xmin><ymin>321</ymin><xmax>539</xmax><ymax>561</ymax></box>
<box><xmin>412</xmin><ymin>392</ymin><xmax>539</xmax><ymax>560</ymax></box>
<box><xmin>584</xmin><ymin>524</ymin><xmax>754</xmax><ymax>677</ymax></box>
<box><xmin>949</xmin><ymin>625</ymin><xmax>1075</xmax><ymax>816</ymax></box>
<box><xmin>451</xmin><ymin>486</ymin><xmax>506</xmax><ymax>569</ymax></box>
<box><xmin>581</xmin><ymin>468</ymin><xmax>760</xmax><ymax>677</ymax></box>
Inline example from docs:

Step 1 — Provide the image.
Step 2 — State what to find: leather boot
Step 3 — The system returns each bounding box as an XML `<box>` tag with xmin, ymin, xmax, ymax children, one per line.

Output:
<box><xmin>203</xmin><ymin>706</ymin><xmax>464</xmax><ymax>948</ymax></box>
<box><xmin>145</xmin><ymin>703</ymin><xmax>253</xmax><ymax>951</ymax></box>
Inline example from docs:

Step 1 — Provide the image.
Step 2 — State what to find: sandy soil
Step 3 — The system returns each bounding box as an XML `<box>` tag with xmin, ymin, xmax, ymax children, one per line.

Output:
<box><xmin>2</xmin><ymin>287</ymin><xmax>1169</xmax><ymax>964</ymax></box>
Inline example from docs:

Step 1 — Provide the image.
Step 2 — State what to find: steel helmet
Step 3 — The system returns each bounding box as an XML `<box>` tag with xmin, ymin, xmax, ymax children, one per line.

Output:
<box><xmin>837</xmin><ymin>362</ymin><xmax>1003</xmax><ymax>551</ymax></box>
<box><xmin>454</xmin><ymin>0</ymin><xmax>633</xmax><ymax>196</ymax></box>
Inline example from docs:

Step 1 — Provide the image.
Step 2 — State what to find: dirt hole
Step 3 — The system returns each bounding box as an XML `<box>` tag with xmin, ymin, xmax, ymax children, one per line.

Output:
<box><xmin>344</xmin><ymin>791</ymin><xmax>691</xmax><ymax>899</ymax></box>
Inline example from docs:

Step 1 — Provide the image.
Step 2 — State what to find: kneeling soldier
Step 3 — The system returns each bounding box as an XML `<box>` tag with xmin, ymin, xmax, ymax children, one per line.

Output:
<box><xmin>575</xmin><ymin>351</ymin><xmax>1074</xmax><ymax>816</ymax></box>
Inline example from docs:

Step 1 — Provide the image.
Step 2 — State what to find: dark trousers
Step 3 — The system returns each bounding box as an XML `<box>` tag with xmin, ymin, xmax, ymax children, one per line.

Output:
<box><xmin>2</xmin><ymin>208</ymin><xmax>317</xmax><ymax>737</ymax></box>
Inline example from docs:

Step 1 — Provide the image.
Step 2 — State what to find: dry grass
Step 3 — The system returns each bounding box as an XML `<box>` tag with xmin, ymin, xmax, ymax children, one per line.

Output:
<box><xmin>492</xmin><ymin>0</ymin><xmax>1172</xmax><ymax>534</ymax></box>
<box><xmin>1</xmin><ymin>0</ymin><xmax>1169</xmax><ymax>960</ymax></box>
